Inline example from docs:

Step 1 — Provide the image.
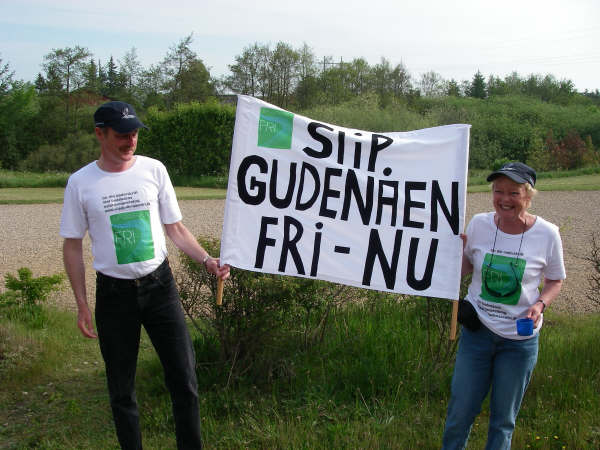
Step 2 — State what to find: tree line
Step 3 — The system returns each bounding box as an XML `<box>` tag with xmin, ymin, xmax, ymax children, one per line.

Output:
<box><xmin>1</xmin><ymin>34</ymin><xmax>599</xmax><ymax>174</ymax></box>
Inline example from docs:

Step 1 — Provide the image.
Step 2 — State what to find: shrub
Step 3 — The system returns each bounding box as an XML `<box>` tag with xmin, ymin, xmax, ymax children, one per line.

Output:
<box><xmin>19</xmin><ymin>131</ymin><xmax>98</xmax><ymax>173</ymax></box>
<box><xmin>300</xmin><ymin>93</ymin><xmax>433</xmax><ymax>132</ymax></box>
<box><xmin>139</xmin><ymin>101</ymin><xmax>235</xmax><ymax>178</ymax></box>
<box><xmin>491</xmin><ymin>157</ymin><xmax>511</xmax><ymax>171</ymax></box>
<box><xmin>582</xmin><ymin>135</ymin><xmax>600</xmax><ymax>167</ymax></box>
<box><xmin>177</xmin><ymin>236</ymin><xmax>464</xmax><ymax>390</ymax></box>
<box><xmin>526</xmin><ymin>130</ymin><xmax>552</xmax><ymax>171</ymax></box>
<box><xmin>469</xmin><ymin>135</ymin><xmax>504</xmax><ymax>170</ymax></box>
<box><xmin>177</xmin><ymin>237</ymin><xmax>352</xmax><ymax>387</ymax></box>
<box><xmin>409</xmin><ymin>273</ymin><xmax>470</xmax><ymax>374</ymax></box>
<box><xmin>583</xmin><ymin>231</ymin><xmax>600</xmax><ymax>308</ymax></box>
<box><xmin>553</xmin><ymin>129</ymin><xmax>587</xmax><ymax>170</ymax></box>
<box><xmin>0</xmin><ymin>268</ymin><xmax>64</xmax><ymax>328</ymax></box>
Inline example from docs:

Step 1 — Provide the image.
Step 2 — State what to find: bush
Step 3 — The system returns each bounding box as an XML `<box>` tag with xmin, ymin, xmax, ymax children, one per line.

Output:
<box><xmin>421</xmin><ymin>94</ymin><xmax>600</xmax><ymax>170</ymax></box>
<box><xmin>19</xmin><ymin>131</ymin><xmax>98</xmax><ymax>173</ymax></box>
<box><xmin>176</xmin><ymin>237</ymin><xmax>353</xmax><ymax>386</ymax></box>
<box><xmin>525</xmin><ymin>130</ymin><xmax>551</xmax><ymax>171</ymax></box>
<box><xmin>300</xmin><ymin>93</ymin><xmax>434</xmax><ymax>132</ymax></box>
<box><xmin>469</xmin><ymin>135</ymin><xmax>504</xmax><ymax>169</ymax></box>
<box><xmin>491</xmin><ymin>157</ymin><xmax>512</xmax><ymax>171</ymax></box>
<box><xmin>409</xmin><ymin>273</ymin><xmax>470</xmax><ymax>374</ymax></box>
<box><xmin>583</xmin><ymin>230</ymin><xmax>600</xmax><ymax>308</ymax></box>
<box><xmin>139</xmin><ymin>101</ymin><xmax>235</xmax><ymax>178</ymax></box>
<box><xmin>177</xmin><ymin>236</ymin><xmax>464</xmax><ymax>392</ymax></box>
<box><xmin>0</xmin><ymin>268</ymin><xmax>64</xmax><ymax>328</ymax></box>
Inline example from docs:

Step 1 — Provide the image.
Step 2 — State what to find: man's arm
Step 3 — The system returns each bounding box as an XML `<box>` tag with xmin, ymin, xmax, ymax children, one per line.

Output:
<box><xmin>164</xmin><ymin>221</ymin><xmax>230</xmax><ymax>279</ymax></box>
<box><xmin>63</xmin><ymin>238</ymin><xmax>97</xmax><ymax>338</ymax></box>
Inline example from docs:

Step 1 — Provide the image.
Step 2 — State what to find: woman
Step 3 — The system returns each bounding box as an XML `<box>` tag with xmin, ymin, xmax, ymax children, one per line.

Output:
<box><xmin>442</xmin><ymin>162</ymin><xmax>566</xmax><ymax>449</ymax></box>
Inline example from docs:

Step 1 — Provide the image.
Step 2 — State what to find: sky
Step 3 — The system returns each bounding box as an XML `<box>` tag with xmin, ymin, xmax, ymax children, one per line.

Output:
<box><xmin>2</xmin><ymin>0</ymin><xmax>600</xmax><ymax>92</ymax></box>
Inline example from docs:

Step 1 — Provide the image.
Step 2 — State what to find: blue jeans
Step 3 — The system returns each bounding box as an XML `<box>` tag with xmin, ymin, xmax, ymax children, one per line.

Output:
<box><xmin>95</xmin><ymin>259</ymin><xmax>202</xmax><ymax>450</ymax></box>
<box><xmin>442</xmin><ymin>325</ymin><xmax>538</xmax><ymax>450</ymax></box>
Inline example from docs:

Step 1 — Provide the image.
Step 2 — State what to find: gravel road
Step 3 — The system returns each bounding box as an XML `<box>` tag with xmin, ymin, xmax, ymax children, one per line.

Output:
<box><xmin>1</xmin><ymin>192</ymin><xmax>598</xmax><ymax>314</ymax></box>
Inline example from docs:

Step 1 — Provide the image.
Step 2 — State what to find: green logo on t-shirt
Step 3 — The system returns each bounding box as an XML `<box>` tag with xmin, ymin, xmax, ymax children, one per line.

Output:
<box><xmin>481</xmin><ymin>253</ymin><xmax>526</xmax><ymax>305</ymax></box>
<box><xmin>110</xmin><ymin>210</ymin><xmax>154</xmax><ymax>264</ymax></box>
<box><xmin>257</xmin><ymin>107</ymin><xmax>294</xmax><ymax>149</ymax></box>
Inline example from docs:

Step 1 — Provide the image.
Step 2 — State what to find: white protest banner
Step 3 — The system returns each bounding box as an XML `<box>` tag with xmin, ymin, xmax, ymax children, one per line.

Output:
<box><xmin>220</xmin><ymin>95</ymin><xmax>470</xmax><ymax>300</ymax></box>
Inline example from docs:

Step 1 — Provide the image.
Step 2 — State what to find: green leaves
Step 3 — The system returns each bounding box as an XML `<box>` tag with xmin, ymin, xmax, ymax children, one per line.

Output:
<box><xmin>139</xmin><ymin>101</ymin><xmax>235</xmax><ymax>178</ymax></box>
<box><xmin>2</xmin><ymin>267</ymin><xmax>64</xmax><ymax>308</ymax></box>
<box><xmin>0</xmin><ymin>268</ymin><xmax>64</xmax><ymax>329</ymax></box>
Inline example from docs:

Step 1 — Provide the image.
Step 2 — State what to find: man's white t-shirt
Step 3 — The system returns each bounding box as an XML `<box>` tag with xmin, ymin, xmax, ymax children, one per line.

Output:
<box><xmin>60</xmin><ymin>156</ymin><xmax>182</xmax><ymax>279</ymax></box>
<box><xmin>464</xmin><ymin>212</ymin><xmax>566</xmax><ymax>339</ymax></box>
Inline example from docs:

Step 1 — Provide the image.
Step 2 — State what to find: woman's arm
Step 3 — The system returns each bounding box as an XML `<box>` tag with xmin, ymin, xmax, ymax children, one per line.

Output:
<box><xmin>527</xmin><ymin>278</ymin><xmax>564</xmax><ymax>326</ymax></box>
<box><xmin>460</xmin><ymin>233</ymin><xmax>473</xmax><ymax>278</ymax></box>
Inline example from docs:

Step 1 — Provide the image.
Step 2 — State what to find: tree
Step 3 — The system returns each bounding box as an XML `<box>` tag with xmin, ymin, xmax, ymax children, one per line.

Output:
<box><xmin>174</xmin><ymin>59</ymin><xmax>213</xmax><ymax>103</ymax></box>
<box><xmin>255</xmin><ymin>45</ymin><xmax>274</xmax><ymax>100</ymax></box>
<box><xmin>35</xmin><ymin>65</ymin><xmax>62</xmax><ymax>95</ymax></box>
<box><xmin>503</xmin><ymin>71</ymin><xmax>524</xmax><ymax>96</ymax></box>
<box><xmin>270</xmin><ymin>42</ymin><xmax>300</xmax><ymax>107</ymax></box>
<box><xmin>389</xmin><ymin>62</ymin><xmax>412</xmax><ymax>98</ymax></box>
<box><xmin>42</xmin><ymin>46</ymin><xmax>91</xmax><ymax>105</ymax></box>
<box><xmin>294</xmin><ymin>43</ymin><xmax>319</xmax><ymax>108</ymax></box>
<box><xmin>138</xmin><ymin>64</ymin><xmax>165</xmax><ymax>108</ymax></box>
<box><xmin>0</xmin><ymin>55</ymin><xmax>15</xmax><ymax>96</ymax></box>
<box><xmin>446</xmin><ymin>79</ymin><xmax>461</xmax><ymax>97</ymax></box>
<box><xmin>103</xmin><ymin>56</ymin><xmax>126</xmax><ymax>99</ymax></box>
<box><xmin>317</xmin><ymin>61</ymin><xmax>352</xmax><ymax>105</ymax></box>
<box><xmin>119</xmin><ymin>47</ymin><xmax>142</xmax><ymax>103</ymax></box>
<box><xmin>82</xmin><ymin>58</ymin><xmax>101</xmax><ymax>95</ymax></box>
<box><xmin>162</xmin><ymin>34</ymin><xmax>214</xmax><ymax>106</ymax></box>
<box><xmin>486</xmin><ymin>74</ymin><xmax>505</xmax><ymax>96</ymax></box>
<box><xmin>119</xmin><ymin>47</ymin><xmax>142</xmax><ymax>92</ymax></box>
<box><xmin>468</xmin><ymin>70</ymin><xmax>486</xmax><ymax>99</ymax></box>
<box><xmin>224</xmin><ymin>43</ymin><xmax>264</xmax><ymax>96</ymax></box>
<box><xmin>97</xmin><ymin>59</ymin><xmax>107</xmax><ymax>93</ymax></box>
<box><xmin>347</xmin><ymin>57</ymin><xmax>372</xmax><ymax>95</ymax></box>
<box><xmin>0</xmin><ymin>84</ymin><xmax>40</xmax><ymax>169</ymax></box>
<box><xmin>40</xmin><ymin>46</ymin><xmax>92</xmax><ymax>134</ymax></box>
<box><xmin>372</xmin><ymin>57</ymin><xmax>393</xmax><ymax>105</ymax></box>
<box><xmin>418</xmin><ymin>71</ymin><xmax>445</xmax><ymax>97</ymax></box>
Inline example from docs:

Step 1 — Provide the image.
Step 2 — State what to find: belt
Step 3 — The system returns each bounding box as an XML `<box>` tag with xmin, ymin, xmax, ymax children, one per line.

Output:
<box><xmin>96</xmin><ymin>258</ymin><xmax>169</xmax><ymax>285</ymax></box>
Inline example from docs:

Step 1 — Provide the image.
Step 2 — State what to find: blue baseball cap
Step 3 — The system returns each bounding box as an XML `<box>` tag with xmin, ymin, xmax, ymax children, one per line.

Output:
<box><xmin>487</xmin><ymin>162</ymin><xmax>536</xmax><ymax>187</ymax></box>
<box><xmin>94</xmin><ymin>101</ymin><xmax>147</xmax><ymax>133</ymax></box>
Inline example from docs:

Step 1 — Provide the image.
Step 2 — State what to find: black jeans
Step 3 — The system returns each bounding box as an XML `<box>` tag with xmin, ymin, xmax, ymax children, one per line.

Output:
<box><xmin>95</xmin><ymin>259</ymin><xmax>202</xmax><ymax>450</ymax></box>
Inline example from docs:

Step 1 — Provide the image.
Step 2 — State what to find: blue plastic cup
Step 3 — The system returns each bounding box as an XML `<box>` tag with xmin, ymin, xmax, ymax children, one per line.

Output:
<box><xmin>516</xmin><ymin>318</ymin><xmax>534</xmax><ymax>336</ymax></box>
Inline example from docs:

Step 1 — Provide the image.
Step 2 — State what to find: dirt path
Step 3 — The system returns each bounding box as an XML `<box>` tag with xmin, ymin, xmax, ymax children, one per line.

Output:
<box><xmin>1</xmin><ymin>192</ymin><xmax>598</xmax><ymax>314</ymax></box>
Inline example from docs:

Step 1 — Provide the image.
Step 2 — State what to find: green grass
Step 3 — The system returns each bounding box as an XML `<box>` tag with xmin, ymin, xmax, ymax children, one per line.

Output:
<box><xmin>1</xmin><ymin>168</ymin><xmax>599</xmax><ymax>204</ymax></box>
<box><xmin>1</xmin><ymin>302</ymin><xmax>598</xmax><ymax>449</ymax></box>
<box><xmin>0</xmin><ymin>187</ymin><xmax>71</xmax><ymax>204</ymax></box>
<box><xmin>174</xmin><ymin>187</ymin><xmax>227</xmax><ymax>201</ymax></box>
<box><xmin>0</xmin><ymin>186</ymin><xmax>228</xmax><ymax>204</ymax></box>
<box><xmin>468</xmin><ymin>173</ymin><xmax>600</xmax><ymax>192</ymax></box>
<box><xmin>467</xmin><ymin>166</ymin><xmax>600</xmax><ymax>191</ymax></box>
<box><xmin>0</xmin><ymin>169</ymin><xmax>70</xmax><ymax>188</ymax></box>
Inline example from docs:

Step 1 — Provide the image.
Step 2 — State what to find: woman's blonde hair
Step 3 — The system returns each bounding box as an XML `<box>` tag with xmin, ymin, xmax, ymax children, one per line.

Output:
<box><xmin>523</xmin><ymin>182</ymin><xmax>538</xmax><ymax>208</ymax></box>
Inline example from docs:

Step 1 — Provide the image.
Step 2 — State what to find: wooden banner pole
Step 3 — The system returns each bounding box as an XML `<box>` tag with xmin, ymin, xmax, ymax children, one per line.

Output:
<box><xmin>217</xmin><ymin>278</ymin><xmax>224</xmax><ymax>306</ymax></box>
<box><xmin>450</xmin><ymin>300</ymin><xmax>459</xmax><ymax>340</ymax></box>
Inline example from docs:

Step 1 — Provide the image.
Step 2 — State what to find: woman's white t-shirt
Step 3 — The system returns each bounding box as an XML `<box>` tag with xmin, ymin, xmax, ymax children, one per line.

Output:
<box><xmin>464</xmin><ymin>212</ymin><xmax>566</xmax><ymax>339</ymax></box>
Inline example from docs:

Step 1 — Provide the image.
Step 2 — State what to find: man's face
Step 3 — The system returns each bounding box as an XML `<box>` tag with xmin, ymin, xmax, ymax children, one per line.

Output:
<box><xmin>95</xmin><ymin>127</ymin><xmax>139</xmax><ymax>165</ymax></box>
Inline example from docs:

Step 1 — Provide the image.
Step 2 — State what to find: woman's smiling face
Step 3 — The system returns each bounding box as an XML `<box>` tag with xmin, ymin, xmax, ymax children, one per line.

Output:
<box><xmin>492</xmin><ymin>175</ymin><xmax>531</xmax><ymax>222</ymax></box>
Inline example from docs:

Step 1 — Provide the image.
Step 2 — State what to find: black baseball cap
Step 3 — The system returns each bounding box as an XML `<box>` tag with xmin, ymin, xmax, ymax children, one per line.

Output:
<box><xmin>94</xmin><ymin>101</ymin><xmax>147</xmax><ymax>133</ymax></box>
<box><xmin>487</xmin><ymin>162</ymin><xmax>536</xmax><ymax>187</ymax></box>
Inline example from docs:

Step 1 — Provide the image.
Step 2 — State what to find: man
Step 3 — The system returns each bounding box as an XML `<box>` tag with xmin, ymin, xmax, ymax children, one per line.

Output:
<box><xmin>60</xmin><ymin>101</ymin><xmax>229</xmax><ymax>449</ymax></box>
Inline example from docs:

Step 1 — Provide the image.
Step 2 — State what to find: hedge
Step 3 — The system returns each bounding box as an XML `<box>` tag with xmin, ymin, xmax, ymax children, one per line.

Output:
<box><xmin>139</xmin><ymin>101</ymin><xmax>236</xmax><ymax>177</ymax></box>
